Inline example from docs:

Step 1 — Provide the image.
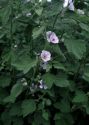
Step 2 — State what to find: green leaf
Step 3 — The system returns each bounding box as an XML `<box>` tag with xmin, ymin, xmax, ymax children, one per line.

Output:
<box><xmin>9</xmin><ymin>102</ymin><xmax>22</xmax><ymax>116</ymax></box>
<box><xmin>10</xmin><ymin>83</ymin><xmax>23</xmax><ymax>98</ymax></box>
<box><xmin>42</xmin><ymin>73</ymin><xmax>55</xmax><ymax>89</ymax></box>
<box><xmin>64</xmin><ymin>39</ymin><xmax>86</xmax><ymax>59</ymax></box>
<box><xmin>21</xmin><ymin>99</ymin><xmax>36</xmax><ymax>117</ymax></box>
<box><xmin>54</xmin><ymin>99</ymin><xmax>70</xmax><ymax>113</ymax></box>
<box><xmin>13</xmin><ymin>118</ymin><xmax>24</xmax><ymax>125</ymax></box>
<box><xmin>42</xmin><ymin>111</ymin><xmax>49</xmax><ymax>121</ymax></box>
<box><xmin>0</xmin><ymin>88</ymin><xmax>8</xmax><ymax>104</ymax></box>
<box><xmin>43</xmin><ymin>73</ymin><xmax>70</xmax><ymax>88</ymax></box>
<box><xmin>1</xmin><ymin>4</ymin><xmax>11</xmax><ymax>24</ymax></box>
<box><xmin>79</xmin><ymin>23</ymin><xmax>89</xmax><ymax>32</ymax></box>
<box><xmin>53</xmin><ymin>61</ymin><xmax>66</xmax><ymax>71</ymax></box>
<box><xmin>35</xmin><ymin>7</ymin><xmax>43</xmax><ymax>16</ymax></box>
<box><xmin>85</xmin><ymin>104</ymin><xmax>89</xmax><ymax>115</ymax></box>
<box><xmin>83</xmin><ymin>65</ymin><xmax>89</xmax><ymax>82</ymax></box>
<box><xmin>54</xmin><ymin>77</ymin><xmax>70</xmax><ymax>87</ymax></box>
<box><xmin>12</xmin><ymin>54</ymin><xmax>37</xmax><ymax>74</ymax></box>
<box><xmin>4</xmin><ymin>83</ymin><xmax>23</xmax><ymax>103</ymax></box>
<box><xmin>32</xmin><ymin>26</ymin><xmax>45</xmax><ymax>39</ymax></box>
<box><xmin>0</xmin><ymin>75</ymin><xmax>11</xmax><ymax>88</ymax></box>
<box><xmin>72</xmin><ymin>91</ymin><xmax>88</xmax><ymax>103</ymax></box>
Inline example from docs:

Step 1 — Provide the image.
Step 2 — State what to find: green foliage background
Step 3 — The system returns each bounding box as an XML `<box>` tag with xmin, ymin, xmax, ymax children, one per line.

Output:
<box><xmin>0</xmin><ymin>0</ymin><xmax>89</xmax><ymax>125</ymax></box>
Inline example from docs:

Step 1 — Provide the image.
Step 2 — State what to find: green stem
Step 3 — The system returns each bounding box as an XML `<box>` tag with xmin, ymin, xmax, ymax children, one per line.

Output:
<box><xmin>10</xmin><ymin>0</ymin><xmax>13</xmax><ymax>45</ymax></box>
<box><xmin>31</xmin><ymin>56</ymin><xmax>39</xmax><ymax>82</ymax></box>
<box><xmin>52</xmin><ymin>8</ymin><xmax>63</xmax><ymax>30</ymax></box>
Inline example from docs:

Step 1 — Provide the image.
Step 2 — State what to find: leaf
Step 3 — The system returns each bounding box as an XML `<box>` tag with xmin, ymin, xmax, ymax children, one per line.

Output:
<box><xmin>43</xmin><ymin>73</ymin><xmax>70</xmax><ymax>88</ymax></box>
<box><xmin>4</xmin><ymin>83</ymin><xmax>23</xmax><ymax>103</ymax></box>
<box><xmin>72</xmin><ymin>91</ymin><xmax>88</xmax><ymax>103</ymax></box>
<box><xmin>12</xmin><ymin>54</ymin><xmax>37</xmax><ymax>74</ymax></box>
<box><xmin>0</xmin><ymin>75</ymin><xmax>11</xmax><ymax>88</ymax></box>
<box><xmin>32</xmin><ymin>26</ymin><xmax>45</xmax><ymax>39</ymax></box>
<box><xmin>85</xmin><ymin>104</ymin><xmax>89</xmax><ymax>115</ymax></box>
<box><xmin>21</xmin><ymin>99</ymin><xmax>36</xmax><ymax>117</ymax></box>
<box><xmin>54</xmin><ymin>77</ymin><xmax>70</xmax><ymax>87</ymax></box>
<box><xmin>54</xmin><ymin>99</ymin><xmax>70</xmax><ymax>113</ymax></box>
<box><xmin>42</xmin><ymin>111</ymin><xmax>49</xmax><ymax>121</ymax></box>
<box><xmin>82</xmin><ymin>65</ymin><xmax>89</xmax><ymax>82</ymax></box>
<box><xmin>9</xmin><ymin>102</ymin><xmax>22</xmax><ymax>116</ymax></box>
<box><xmin>64</xmin><ymin>39</ymin><xmax>86</xmax><ymax>59</ymax></box>
<box><xmin>42</xmin><ymin>73</ymin><xmax>55</xmax><ymax>89</ymax></box>
<box><xmin>13</xmin><ymin>118</ymin><xmax>24</xmax><ymax>125</ymax></box>
<box><xmin>53</xmin><ymin>61</ymin><xmax>66</xmax><ymax>71</ymax></box>
<box><xmin>35</xmin><ymin>7</ymin><xmax>43</xmax><ymax>16</ymax></box>
<box><xmin>79</xmin><ymin>23</ymin><xmax>89</xmax><ymax>32</ymax></box>
<box><xmin>0</xmin><ymin>88</ymin><xmax>8</xmax><ymax>104</ymax></box>
<box><xmin>1</xmin><ymin>4</ymin><xmax>11</xmax><ymax>24</ymax></box>
<box><xmin>10</xmin><ymin>83</ymin><xmax>23</xmax><ymax>98</ymax></box>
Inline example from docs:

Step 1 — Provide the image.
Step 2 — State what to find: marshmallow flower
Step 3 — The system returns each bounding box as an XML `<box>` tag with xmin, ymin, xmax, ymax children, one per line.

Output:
<box><xmin>63</xmin><ymin>0</ymin><xmax>75</xmax><ymax>11</ymax></box>
<box><xmin>63</xmin><ymin>0</ymin><xmax>69</xmax><ymax>8</ymax></box>
<box><xmin>41</xmin><ymin>50</ymin><xmax>51</xmax><ymax>62</ymax></box>
<box><xmin>68</xmin><ymin>0</ymin><xmax>74</xmax><ymax>11</ymax></box>
<box><xmin>46</xmin><ymin>31</ymin><xmax>59</xmax><ymax>44</ymax></box>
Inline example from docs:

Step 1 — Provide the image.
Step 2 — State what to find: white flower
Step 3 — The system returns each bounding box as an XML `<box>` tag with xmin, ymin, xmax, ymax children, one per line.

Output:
<box><xmin>40</xmin><ymin>62</ymin><xmax>48</xmax><ymax>70</ymax></box>
<box><xmin>39</xmin><ymin>80</ymin><xmax>48</xmax><ymax>90</ymax></box>
<box><xmin>39</xmin><ymin>0</ymin><xmax>51</xmax><ymax>3</ymax></box>
<box><xmin>21</xmin><ymin>78</ymin><xmax>28</xmax><ymax>86</ymax></box>
<box><xmin>68</xmin><ymin>0</ymin><xmax>74</xmax><ymax>11</ymax></box>
<box><xmin>15</xmin><ymin>14</ymin><xmax>21</xmax><ymax>19</ymax></box>
<box><xmin>26</xmin><ymin>12</ymin><xmax>31</xmax><ymax>17</ymax></box>
<box><xmin>47</xmin><ymin>0</ymin><xmax>52</xmax><ymax>2</ymax></box>
<box><xmin>41</xmin><ymin>50</ymin><xmax>51</xmax><ymax>62</ymax></box>
<box><xmin>63</xmin><ymin>0</ymin><xmax>69</xmax><ymax>8</ymax></box>
<box><xmin>77</xmin><ymin>9</ymin><xmax>85</xmax><ymax>15</ymax></box>
<box><xmin>14</xmin><ymin>44</ymin><xmax>18</xmax><ymax>48</ymax></box>
<box><xmin>46</xmin><ymin>31</ymin><xmax>59</xmax><ymax>44</ymax></box>
<box><xmin>63</xmin><ymin>0</ymin><xmax>75</xmax><ymax>11</ymax></box>
<box><xmin>39</xmin><ymin>0</ymin><xmax>42</xmax><ymax>2</ymax></box>
<box><xmin>23</xmin><ymin>82</ymin><xmax>28</xmax><ymax>86</ymax></box>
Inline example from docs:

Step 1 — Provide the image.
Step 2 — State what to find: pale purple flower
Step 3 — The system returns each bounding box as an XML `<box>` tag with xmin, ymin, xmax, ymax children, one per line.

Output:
<box><xmin>46</xmin><ymin>31</ymin><xmax>59</xmax><ymax>44</ymax></box>
<box><xmin>63</xmin><ymin>0</ymin><xmax>75</xmax><ymax>11</ymax></box>
<box><xmin>68</xmin><ymin>0</ymin><xmax>74</xmax><ymax>11</ymax></box>
<box><xmin>41</xmin><ymin>50</ymin><xmax>51</xmax><ymax>62</ymax></box>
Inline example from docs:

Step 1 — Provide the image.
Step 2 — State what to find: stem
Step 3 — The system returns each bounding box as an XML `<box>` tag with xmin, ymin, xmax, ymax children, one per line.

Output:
<box><xmin>52</xmin><ymin>8</ymin><xmax>63</xmax><ymax>30</ymax></box>
<box><xmin>73</xmin><ymin>54</ymin><xmax>87</xmax><ymax>81</ymax></box>
<box><xmin>31</xmin><ymin>56</ymin><xmax>39</xmax><ymax>82</ymax></box>
<box><xmin>10</xmin><ymin>0</ymin><xmax>13</xmax><ymax>44</ymax></box>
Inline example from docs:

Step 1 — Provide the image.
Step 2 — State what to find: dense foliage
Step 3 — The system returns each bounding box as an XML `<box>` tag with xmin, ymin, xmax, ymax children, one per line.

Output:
<box><xmin>0</xmin><ymin>0</ymin><xmax>89</xmax><ymax>125</ymax></box>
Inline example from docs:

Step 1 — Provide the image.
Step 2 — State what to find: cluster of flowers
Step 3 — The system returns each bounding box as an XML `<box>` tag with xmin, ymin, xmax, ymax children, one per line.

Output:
<box><xmin>63</xmin><ymin>0</ymin><xmax>85</xmax><ymax>14</ymax></box>
<box><xmin>30</xmin><ymin>80</ymin><xmax>48</xmax><ymax>91</ymax></box>
<box><xmin>40</xmin><ymin>31</ymin><xmax>59</xmax><ymax>62</ymax></box>
<box><xmin>21</xmin><ymin>0</ymin><xmax>85</xmax><ymax>90</ymax></box>
<box><xmin>21</xmin><ymin>77</ymin><xmax>47</xmax><ymax>90</ymax></box>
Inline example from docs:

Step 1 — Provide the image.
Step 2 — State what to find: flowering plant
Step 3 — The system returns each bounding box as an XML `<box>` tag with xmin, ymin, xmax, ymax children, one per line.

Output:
<box><xmin>0</xmin><ymin>0</ymin><xmax>89</xmax><ymax>125</ymax></box>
